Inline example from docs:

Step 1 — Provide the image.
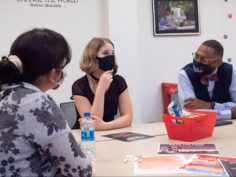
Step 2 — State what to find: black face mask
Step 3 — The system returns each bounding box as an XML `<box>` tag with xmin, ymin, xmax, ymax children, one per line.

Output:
<box><xmin>193</xmin><ymin>60</ymin><xmax>213</xmax><ymax>76</ymax></box>
<box><xmin>97</xmin><ymin>55</ymin><xmax>115</xmax><ymax>71</ymax></box>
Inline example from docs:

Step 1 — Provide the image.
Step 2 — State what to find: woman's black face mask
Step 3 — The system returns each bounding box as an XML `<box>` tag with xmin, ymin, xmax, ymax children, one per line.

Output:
<box><xmin>97</xmin><ymin>55</ymin><xmax>115</xmax><ymax>71</ymax></box>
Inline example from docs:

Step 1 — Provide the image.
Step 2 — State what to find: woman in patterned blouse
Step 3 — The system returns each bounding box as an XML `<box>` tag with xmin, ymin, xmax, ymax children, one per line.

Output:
<box><xmin>0</xmin><ymin>28</ymin><xmax>92</xmax><ymax>177</ymax></box>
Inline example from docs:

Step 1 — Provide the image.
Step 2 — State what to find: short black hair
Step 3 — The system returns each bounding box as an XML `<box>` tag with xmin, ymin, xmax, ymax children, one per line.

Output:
<box><xmin>0</xmin><ymin>28</ymin><xmax>71</xmax><ymax>84</ymax></box>
<box><xmin>202</xmin><ymin>40</ymin><xmax>224</xmax><ymax>58</ymax></box>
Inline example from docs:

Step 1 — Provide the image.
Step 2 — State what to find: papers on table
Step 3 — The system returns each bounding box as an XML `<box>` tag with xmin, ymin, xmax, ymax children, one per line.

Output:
<box><xmin>134</xmin><ymin>155</ymin><xmax>187</xmax><ymax>175</ymax></box>
<box><xmin>102</xmin><ymin>132</ymin><xmax>154</xmax><ymax>142</ymax></box>
<box><xmin>181</xmin><ymin>154</ymin><xmax>236</xmax><ymax>176</ymax></box>
<box><xmin>220</xmin><ymin>159</ymin><xmax>236</xmax><ymax>177</ymax></box>
<box><xmin>158</xmin><ymin>144</ymin><xmax>219</xmax><ymax>154</ymax></box>
<box><xmin>133</xmin><ymin>154</ymin><xmax>236</xmax><ymax>176</ymax></box>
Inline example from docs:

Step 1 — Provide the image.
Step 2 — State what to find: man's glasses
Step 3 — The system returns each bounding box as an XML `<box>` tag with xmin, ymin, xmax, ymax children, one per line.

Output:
<box><xmin>192</xmin><ymin>53</ymin><xmax>218</xmax><ymax>64</ymax></box>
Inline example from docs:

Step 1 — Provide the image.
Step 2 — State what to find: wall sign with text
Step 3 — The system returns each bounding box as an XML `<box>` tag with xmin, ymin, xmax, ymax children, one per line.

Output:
<box><xmin>16</xmin><ymin>0</ymin><xmax>79</xmax><ymax>8</ymax></box>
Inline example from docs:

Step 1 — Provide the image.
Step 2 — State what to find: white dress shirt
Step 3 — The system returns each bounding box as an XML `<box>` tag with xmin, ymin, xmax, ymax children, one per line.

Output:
<box><xmin>178</xmin><ymin>64</ymin><xmax>236</xmax><ymax>119</ymax></box>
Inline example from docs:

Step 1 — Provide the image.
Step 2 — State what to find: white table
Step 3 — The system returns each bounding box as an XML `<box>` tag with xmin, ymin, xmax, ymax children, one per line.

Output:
<box><xmin>72</xmin><ymin>121</ymin><xmax>236</xmax><ymax>176</ymax></box>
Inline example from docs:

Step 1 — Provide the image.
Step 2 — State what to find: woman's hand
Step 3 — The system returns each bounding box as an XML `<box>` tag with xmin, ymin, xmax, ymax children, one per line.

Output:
<box><xmin>78</xmin><ymin>114</ymin><xmax>107</xmax><ymax>130</ymax></box>
<box><xmin>97</xmin><ymin>70</ymin><xmax>113</xmax><ymax>93</ymax></box>
<box><xmin>91</xmin><ymin>114</ymin><xmax>107</xmax><ymax>130</ymax></box>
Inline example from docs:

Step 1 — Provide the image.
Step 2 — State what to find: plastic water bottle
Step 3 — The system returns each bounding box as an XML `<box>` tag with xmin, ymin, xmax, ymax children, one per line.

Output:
<box><xmin>80</xmin><ymin>112</ymin><xmax>95</xmax><ymax>160</ymax></box>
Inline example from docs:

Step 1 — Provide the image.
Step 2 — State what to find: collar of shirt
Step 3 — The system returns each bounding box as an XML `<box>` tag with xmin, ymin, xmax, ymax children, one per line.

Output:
<box><xmin>209</xmin><ymin>68</ymin><xmax>218</xmax><ymax>76</ymax></box>
<box><xmin>0</xmin><ymin>82</ymin><xmax>42</xmax><ymax>93</ymax></box>
<box><xmin>23</xmin><ymin>82</ymin><xmax>43</xmax><ymax>92</ymax></box>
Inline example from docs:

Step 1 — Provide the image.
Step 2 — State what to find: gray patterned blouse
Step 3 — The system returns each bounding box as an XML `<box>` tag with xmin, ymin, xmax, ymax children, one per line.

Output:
<box><xmin>0</xmin><ymin>82</ymin><xmax>92</xmax><ymax>177</ymax></box>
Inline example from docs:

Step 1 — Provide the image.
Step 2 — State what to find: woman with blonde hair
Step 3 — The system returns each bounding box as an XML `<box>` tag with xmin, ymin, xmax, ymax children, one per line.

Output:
<box><xmin>72</xmin><ymin>37</ymin><xmax>132</xmax><ymax>130</ymax></box>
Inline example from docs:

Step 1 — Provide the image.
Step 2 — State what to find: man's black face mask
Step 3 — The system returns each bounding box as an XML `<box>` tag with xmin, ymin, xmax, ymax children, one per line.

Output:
<box><xmin>193</xmin><ymin>60</ymin><xmax>213</xmax><ymax>76</ymax></box>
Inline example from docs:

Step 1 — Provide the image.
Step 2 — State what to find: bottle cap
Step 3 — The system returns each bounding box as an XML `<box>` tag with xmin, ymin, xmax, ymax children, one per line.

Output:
<box><xmin>84</xmin><ymin>112</ymin><xmax>91</xmax><ymax>118</ymax></box>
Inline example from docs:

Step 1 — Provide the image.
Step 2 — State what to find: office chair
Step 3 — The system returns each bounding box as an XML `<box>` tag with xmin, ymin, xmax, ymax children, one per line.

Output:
<box><xmin>60</xmin><ymin>101</ymin><xmax>77</xmax><ymax>129</ymax></box>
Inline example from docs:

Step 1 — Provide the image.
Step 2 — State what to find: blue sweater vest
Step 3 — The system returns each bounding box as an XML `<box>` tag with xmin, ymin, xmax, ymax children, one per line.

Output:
<box><xmin>183</xmin><ymin>62</ymin><xmax>232</xmax><ymax>103</ymax></box>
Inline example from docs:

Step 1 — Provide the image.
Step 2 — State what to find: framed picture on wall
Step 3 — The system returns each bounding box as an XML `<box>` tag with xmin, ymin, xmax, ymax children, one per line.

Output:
<box><xmin>152</xmin><ymin>0</ymin><xmax>200</xmax><ymax>36</ymax></box>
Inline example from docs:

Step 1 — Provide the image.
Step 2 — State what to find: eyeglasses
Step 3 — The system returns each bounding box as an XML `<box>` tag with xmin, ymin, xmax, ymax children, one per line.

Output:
<box><xmin>192</xmin><ymin>53</ymin><xmax>218</xmax><ymax>64</ymax></box>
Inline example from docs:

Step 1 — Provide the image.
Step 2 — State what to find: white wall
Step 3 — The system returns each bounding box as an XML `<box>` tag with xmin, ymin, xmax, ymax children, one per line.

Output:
<box><xmin>0</xmin><ymin>0</ymin><xmax>235</xmax><ymax>123</ymax></box>
<box><xmin>137</xmin><ymin>0</ymin><xmax>236</xmax><ymax>122</ymax></box>
<box><xmin>105</xmin><ymin>0</ymin><xmax>142</xmax><ymax>123</ymax></box>
<box><xmin>0</xmin><ymin>0</ymin><xmax>106</xmax><ymax>104</ymax></box>
<box><xmin>222</xmin><ymin>0</ymin><xmax>236</xmax><ymax>63</ymax></box>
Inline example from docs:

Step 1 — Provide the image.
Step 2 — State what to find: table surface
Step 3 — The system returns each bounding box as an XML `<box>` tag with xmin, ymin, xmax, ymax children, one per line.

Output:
<box><xmin>72</xmin><ymin>120</ymin><xmax>236</xmax><ymax>176</ymax></box>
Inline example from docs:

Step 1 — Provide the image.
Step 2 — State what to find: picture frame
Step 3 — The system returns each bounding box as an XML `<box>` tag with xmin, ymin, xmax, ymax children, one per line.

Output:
<box><xmin>152</xmin><ymin>0</ymin><xmax>200</xmax><ymax>36</ymax></box>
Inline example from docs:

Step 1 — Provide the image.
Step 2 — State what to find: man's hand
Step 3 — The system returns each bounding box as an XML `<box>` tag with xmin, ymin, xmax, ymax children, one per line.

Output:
<box><xmin>184</xmin><ymin>98</ymin><xmax>212</xmax><ymax>109</ymax></box>
<box><xmin>231</xmin><ymin>106</ymin><xmax>236</xmax><ymax>119</ymax></box>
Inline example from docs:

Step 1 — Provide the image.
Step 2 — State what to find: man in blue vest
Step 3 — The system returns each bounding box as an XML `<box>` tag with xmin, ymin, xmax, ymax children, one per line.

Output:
<box><xmin>178</xmin><ymin>40</ymin><xmax>236</xmax><ymax>119</ymax></box>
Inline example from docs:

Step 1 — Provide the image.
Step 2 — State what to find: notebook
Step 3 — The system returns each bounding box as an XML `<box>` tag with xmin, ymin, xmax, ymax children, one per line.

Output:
<box><xmin>215</xmin><ymin>119</ymin><xmax>233</xmax><ymax>127</ymax></box>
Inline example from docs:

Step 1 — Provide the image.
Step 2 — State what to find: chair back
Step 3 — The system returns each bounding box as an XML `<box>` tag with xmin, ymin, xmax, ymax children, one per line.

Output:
<box><xmin>60</xmin><ymin>101</ymin><xmax>77</xmax><ymax>129</ymax></box>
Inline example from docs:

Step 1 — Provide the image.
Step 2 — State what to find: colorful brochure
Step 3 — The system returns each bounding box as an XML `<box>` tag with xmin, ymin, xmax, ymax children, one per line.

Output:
<box><xmin>158</xmin><ymin>144</ymin><xmax>219</xmax><ymax>154</ymax></box>
<box><xmin>134</xmin><ymin>155</ymin><xmax>187</xmax><ymax>175</ymax></box>
<box><xmin>181</xmin><ymin>154</ymin><xmax>236</xmax><ymax>176</ymax></box>
<box><xmin>102</xmin><ymin>132</ymin><xmax>154</xmax><ymax>142</ymax></box>
<box><xmin>220</xmin><ymin>160</ymin><xmax>236</xmax><ymax>177</ymax></box>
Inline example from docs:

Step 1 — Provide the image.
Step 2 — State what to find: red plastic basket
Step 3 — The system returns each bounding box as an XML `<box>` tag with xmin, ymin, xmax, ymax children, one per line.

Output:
<box><xmin>162</xmin><ymin>110</ymin><xmax>217</xmax><ymax>142</ymax></box>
